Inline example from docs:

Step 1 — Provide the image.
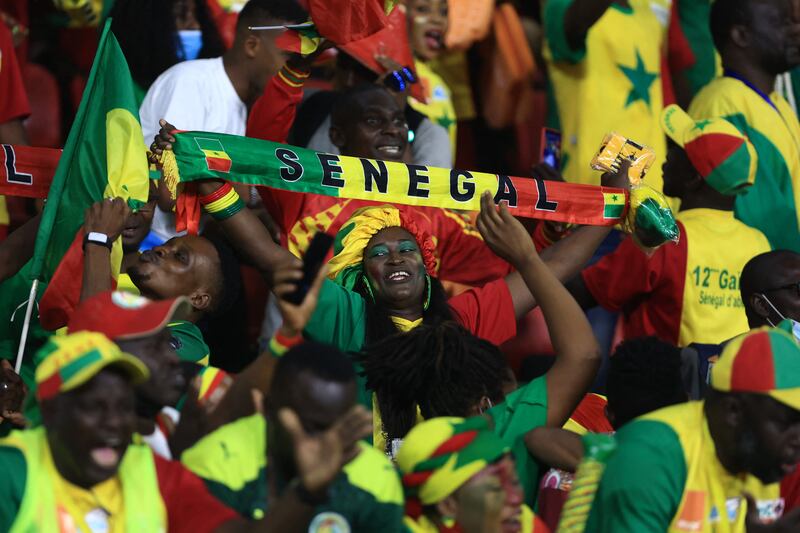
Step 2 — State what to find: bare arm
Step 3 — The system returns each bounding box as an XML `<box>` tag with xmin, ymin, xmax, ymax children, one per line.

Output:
<box><xmin>151</xmin><ymin>120</ymin><xmax>293</xmax><ymax>280</ymax></box>
<box><xmin>477</xmin><ymin>192</ymin><xmax>600</xmax><ymax>428</ymax></box>
<box><xmin>506</xmin><ymin>224</ymin><xmax>611</xmax><ymax>318</ymax></box>
<box><xmin>0</xmin><ymin>213</ymin><xmax>39</xmax><ymax>283</ymax></box>
<box><xmin>524</xmin><ymin>427</ymin><xmax>585</xmax><ymax>472</ymax></box>
<box><xmin>80</xmin><ymin>198</ymin><xmax>130</xmax><ymax>301</ymax></box>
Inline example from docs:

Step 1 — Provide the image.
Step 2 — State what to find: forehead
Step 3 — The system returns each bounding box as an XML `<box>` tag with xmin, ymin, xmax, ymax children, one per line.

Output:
<box><xmin>367</xmin><ymin>226</ymin><xmax>417</xmax><ymax>248</ymax></box>
<box><xmin>354</xmin><ymin>91</ymin><xmax>403</xmax><ymax>116</ymax></box>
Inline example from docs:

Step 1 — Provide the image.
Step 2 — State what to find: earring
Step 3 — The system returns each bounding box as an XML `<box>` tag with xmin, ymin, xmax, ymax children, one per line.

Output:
<box><xmin>423</xmin><ymin>273</ymin><xmax>432</xmax><ymax>311</ymax></box>
<box><xmin>441</xmin><ymin>516</ymin><xmax>456</xmax><ymax>529</ymax></box>
<box><xmin>363</xmin><ymin>274</ymin><xmax>376</xmax><ymax>302</ymax></box>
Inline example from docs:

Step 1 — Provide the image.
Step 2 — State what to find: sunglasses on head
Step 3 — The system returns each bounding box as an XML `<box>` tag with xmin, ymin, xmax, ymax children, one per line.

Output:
<box><xmin>383</xmin><ymin>66</ymin><xmax>417</xmax><ymax>93</ymax></box>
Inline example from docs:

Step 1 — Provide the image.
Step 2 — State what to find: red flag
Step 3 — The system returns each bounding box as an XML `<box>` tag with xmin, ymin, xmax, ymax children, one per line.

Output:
<box><xmin>339</xmin><ymin>7</ymin><xmax>426</xmax><ymax>103</ymax></box>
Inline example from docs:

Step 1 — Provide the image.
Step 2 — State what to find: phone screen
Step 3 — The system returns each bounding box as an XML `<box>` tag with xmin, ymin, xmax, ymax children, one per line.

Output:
<box><xmin>541</xmin><ymin>128</ymin><xmax>562</xmax><ymax>170</ymax></box>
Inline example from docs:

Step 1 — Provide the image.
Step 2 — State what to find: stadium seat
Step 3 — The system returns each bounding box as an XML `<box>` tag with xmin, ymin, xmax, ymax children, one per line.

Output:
<box><xmin>22</xmin><ymin>63</ymin><xmax>62</xmax><ymax>148</ymax></box>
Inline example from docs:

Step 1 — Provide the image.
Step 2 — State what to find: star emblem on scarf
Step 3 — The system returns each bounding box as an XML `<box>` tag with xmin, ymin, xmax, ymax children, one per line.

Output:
<box><xmin>618</xmin><ymin>50</ymin><xmax>658</xmax><ymax>108</ymax></box>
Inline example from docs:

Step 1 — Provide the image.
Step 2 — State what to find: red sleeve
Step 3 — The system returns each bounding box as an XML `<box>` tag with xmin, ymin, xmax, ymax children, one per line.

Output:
<box><xmin>432</xmin><ymin>209</ymin><xmax>513</xmax><ymax>286</ymax></box>
<box><xmin>248</xmin><ymin>66</ymin><xmax>310</xmax><ymax>239</ymax></box>
<box><xmin>448</xmin><ymin>277</ymin><xmax>517</xmax><ymax>345</ymax></box>
<box><xmin>154</xmin><ymin>455</ymin><xmax>239</xmax><ymax>533</ymax></box>
<box><xmin>0</xmin><ymin>22</ymin><xmax>30</xmax><ymax>123</ymax></box>
<box><xmin>246</xmin><ymin>65</ymin><xmax>308</xmax><ymax>144</ymax></box>
<box><xmin>581</xmin><ymin>234</ymin><xmax>668</xmax><ymax>312</ymax></box>
<box><xmin>667</xmin><ymin>1</ymin><xmax>695</xmax><ymax>74</ymax></box>
<box><xmin>782</xmin><ymin>467</ymin><xmax>800</xmax><ymax>512</ymax></box>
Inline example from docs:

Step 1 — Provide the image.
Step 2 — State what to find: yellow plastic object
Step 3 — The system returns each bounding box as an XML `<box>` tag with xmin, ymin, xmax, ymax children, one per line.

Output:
<box><xmin>590</xmin><ymin>132</ymin><xmax>656</xmax><ymax>185</ymax></box>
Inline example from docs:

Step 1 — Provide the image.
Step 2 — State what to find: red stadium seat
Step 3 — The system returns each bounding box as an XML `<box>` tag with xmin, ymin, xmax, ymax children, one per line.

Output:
<box><xmin>21</xmin><ymin>63</ymin><xmax>62</xmax><ymax>148</ymax></box>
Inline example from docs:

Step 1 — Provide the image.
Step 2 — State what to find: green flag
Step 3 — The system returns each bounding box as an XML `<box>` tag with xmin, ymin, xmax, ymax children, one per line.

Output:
<box><xmin>32</xmin><ymin>19</ymin><xmax>149</xmax><ymax>331</ymax></box>
<box><xmin>0</xmin><ymin>19</ymin><xmax>148</xmax><ymax>387</ymax></box>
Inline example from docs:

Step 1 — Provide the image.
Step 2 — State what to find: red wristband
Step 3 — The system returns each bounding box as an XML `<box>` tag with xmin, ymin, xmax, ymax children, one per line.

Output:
<box><xmin>199</xmin><ymin>182</ymin><xmax>233</xmax><ymax>206</ymax></box>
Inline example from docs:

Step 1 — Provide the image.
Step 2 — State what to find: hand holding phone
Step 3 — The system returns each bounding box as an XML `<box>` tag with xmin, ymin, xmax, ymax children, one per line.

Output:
<box><xmin>283</xmin><ymin>232</ymin><xmax>334</xmax><ymax>305</ymax></box>
<box><xmin>540</xmin><ymin>128</ymin><xmax>562</xmax><ymax>171</ymax></box>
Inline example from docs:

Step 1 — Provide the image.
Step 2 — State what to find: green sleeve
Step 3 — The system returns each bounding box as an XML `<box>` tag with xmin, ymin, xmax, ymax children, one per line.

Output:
<box><xmin>488</xmin><ymin>377</ymin><xmax>548</xmax><ymax>504</ymax></box>
<box><xmin>0</xmin><ymin>445</ymin><xmax>26</xmax><ymax>531</ymax></box>
<box><xmin>303</xmin><ymin>279</ymin><xmax>367</xmax><ymax>354</ymax></box>
<box><xmin>585</xmin><ymin>420</ymin><xmax>686</xmax><ymax>532</ymax></box>
<box><xmin>543</xmin><ymin>0</ymin><xmax>587</xmax><ymax>63</ymax></box>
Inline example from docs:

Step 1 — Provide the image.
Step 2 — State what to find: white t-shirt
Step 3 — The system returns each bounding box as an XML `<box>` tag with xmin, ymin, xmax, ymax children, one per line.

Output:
<box><xmin>140</xmin><ymin>57</ymin><xmax>247</xmax><ymax>241</ymax></box>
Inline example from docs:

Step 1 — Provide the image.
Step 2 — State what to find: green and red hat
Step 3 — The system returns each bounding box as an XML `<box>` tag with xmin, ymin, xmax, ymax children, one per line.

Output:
<box><xmin>68</xmin><ymin>290</ymin><xmax>191</xmax><ymax>341</ymax></box>
<box><xmin>660</xmin><ymin>104</ymin><xmax>757</xmax><ymax>195</ymax></box>
<box><xmin>711</xmin><ymin>327</ymin><xmax>800</xmax><ymax>411</ymax></box>
<box><xmin>35</xmin><ymin>331</ymin><xmax>149</xmax><ymax>401</ymax></box>
<box><xmin>396</xmin><ymin>416</ymin><xmax>508</xmax><ymax>512</ymax></box>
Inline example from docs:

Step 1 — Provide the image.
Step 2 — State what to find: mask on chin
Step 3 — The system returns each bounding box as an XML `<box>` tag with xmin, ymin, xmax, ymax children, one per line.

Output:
<box><xmin>177</xmin><ymin>30</ymin><xmax>203</xmax><ymax>61</ymax></box>
<box><xmin>761</xmin><ymin>293</ymin><xmax>800</xmax><ymax>343</ymax></box>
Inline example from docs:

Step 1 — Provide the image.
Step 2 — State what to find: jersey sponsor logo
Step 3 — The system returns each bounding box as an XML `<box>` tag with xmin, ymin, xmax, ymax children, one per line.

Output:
<box><xmin>757</xmin><ymin>498</ymin><xmax>785</xmax><ymax>522</ymax></box>
<box><xmin>676</xmin><ymin>490</ymin><xmax>705</xmax><ymax>531</ymax></box>
<box><xmin>309</xmin><ymin>512</ymin><xmax>350</xmax><ymax>533</ymax></box>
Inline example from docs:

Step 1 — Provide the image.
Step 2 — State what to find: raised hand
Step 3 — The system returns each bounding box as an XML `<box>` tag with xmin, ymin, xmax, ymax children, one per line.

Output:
<box><xmin>476</xmin><ymin>190</ymin><xmax>539</xmax><ymax>269</ymax></box>
<box><xmin>0</xmin><ymin>359</ymin><xmax>26</xmax><ymax>427</ymax></box>
<box><xmin>148</xmin><ymin>118</ymin><xmax>178</xmax><ymax>166</ymax></box>
<box><xmin>279</xmin><ymin>404</ymin><xmax>372</xmax><ymax>496</ymax></box>
<box><xmin>84</xmin><ymin>197</ymin><xmax>131</xmax><ymax>243</ymax></box>
<box><xmin>272</xmin><ymin>256</ymin><xmax>329</xmax><ymax>337</ymax></box>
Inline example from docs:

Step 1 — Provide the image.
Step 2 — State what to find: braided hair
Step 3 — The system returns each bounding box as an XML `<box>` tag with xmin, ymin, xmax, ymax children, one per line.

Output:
<box><xmin>357</xmin><ymin>322</ymin><xmax>509</xmax><ymax>453</ymax></box>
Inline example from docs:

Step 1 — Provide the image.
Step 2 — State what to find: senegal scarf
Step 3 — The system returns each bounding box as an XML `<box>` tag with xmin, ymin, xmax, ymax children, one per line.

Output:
<box><xmin>159</xmin><ymin>131</ymin><xmax>678</xmax><ymax>239</ymax></box>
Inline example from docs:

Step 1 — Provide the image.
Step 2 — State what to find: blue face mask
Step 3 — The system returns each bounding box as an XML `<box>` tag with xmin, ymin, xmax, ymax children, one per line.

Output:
<box><xmin>177</xmin><ymin>30</ymin><xmax>203</xmax><ymax>61</ymax></box>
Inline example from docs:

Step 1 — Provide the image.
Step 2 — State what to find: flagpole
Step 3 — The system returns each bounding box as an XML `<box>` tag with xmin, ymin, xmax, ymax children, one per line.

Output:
<box><xmin>14</xmin><ymin>279</ymin><xmax>38</xmax><ymax>374</ymax></box>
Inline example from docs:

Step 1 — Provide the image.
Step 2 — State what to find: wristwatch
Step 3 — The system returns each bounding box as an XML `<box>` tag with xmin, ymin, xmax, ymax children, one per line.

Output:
<box><xmin>83</xmin><ymin>232</ymin><xmax>113</xmax><ymax>251</ymax></box>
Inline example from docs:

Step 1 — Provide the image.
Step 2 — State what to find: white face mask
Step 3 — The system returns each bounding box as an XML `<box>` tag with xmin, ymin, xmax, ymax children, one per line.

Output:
<box><xmin>761</xmin><ymin>293</ymin><xmax>800</xmax><ymax>342</ymax></box>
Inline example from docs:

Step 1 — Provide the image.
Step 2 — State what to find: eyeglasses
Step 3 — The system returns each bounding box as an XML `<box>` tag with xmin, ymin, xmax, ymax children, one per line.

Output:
<box><xmin>762</xmin><ymin>282</ymin><xmax>800</xmax><ymax>297</ymax></box>
<box><xmin>383</xmin><ymin>66</ymin><xmax>417</xmax><ymax>93</ymax></box>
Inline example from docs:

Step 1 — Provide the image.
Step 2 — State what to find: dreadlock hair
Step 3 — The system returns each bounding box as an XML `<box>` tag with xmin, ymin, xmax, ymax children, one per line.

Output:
<box><xmin>110</xmin><ymin>0</ymin><xmax>224</xmax><ymax>90</ymax></box>
<box><xmin>357</xmin><ymin>322</ymin><xmax>509</xmax><ymax>454</ymax></box>
<box><xmin>606</xmin><ymin>336</ymin><xmax>687</xmax><ymax>429</ymax></box>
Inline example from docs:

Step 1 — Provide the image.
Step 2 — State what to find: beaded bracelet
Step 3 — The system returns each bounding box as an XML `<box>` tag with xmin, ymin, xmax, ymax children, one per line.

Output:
<box><xmin>199</xmin><ymin>183</ymin><xmax>245</xmax><ymax>221</ymax></box>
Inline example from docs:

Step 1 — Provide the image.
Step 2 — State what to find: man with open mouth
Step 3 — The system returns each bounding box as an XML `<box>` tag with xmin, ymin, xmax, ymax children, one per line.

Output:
<box><xmin>0</xmin><ymin>330</ymin><xmax>371</xmax><ymax>532</ymax></box>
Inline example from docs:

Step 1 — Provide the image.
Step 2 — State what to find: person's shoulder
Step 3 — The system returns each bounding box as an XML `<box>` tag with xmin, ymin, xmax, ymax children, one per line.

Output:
<box><xmin>689</xmin><ymin>77</ymin><xmax>752</xmax><ymax>116</ymax></box>
<box><xmin>146</xmin><ymin>58</ymin><xmax>224</xmax><ymax>94</ymax></box>
<box><xmin>343</xmin><ymin>442</ymin><xmax>404</xmax><ymax>505</ymax></box>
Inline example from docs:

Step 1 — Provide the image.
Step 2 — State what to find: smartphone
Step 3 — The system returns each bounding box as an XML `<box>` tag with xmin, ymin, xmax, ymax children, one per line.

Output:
<box><xmin>284</xmin><ymin>232</ymin><xmax>334</xmax><ymax>305</ymax></box>
<box><xmin>540</xmin><ymin>128</ymin><xmax>562</xmax><ymax>170</ymax></box>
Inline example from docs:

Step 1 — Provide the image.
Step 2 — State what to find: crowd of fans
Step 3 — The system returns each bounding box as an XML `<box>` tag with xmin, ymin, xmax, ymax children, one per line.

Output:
<box><xmin>2</xmin><ymin>0</ymin><xmax>800</xmax><ymax>531</ymax></box>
